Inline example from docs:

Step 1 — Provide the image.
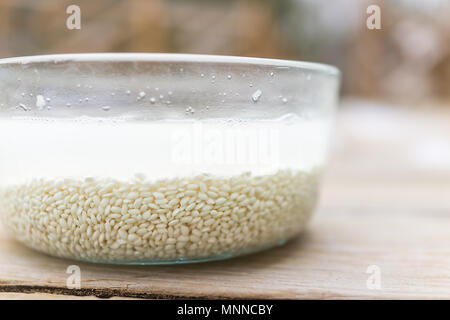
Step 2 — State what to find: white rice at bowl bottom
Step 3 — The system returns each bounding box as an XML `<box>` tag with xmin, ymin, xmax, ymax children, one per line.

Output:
<box><xmin>0</xmin><ymin>169</ymin><xmax>319</xmax><ymax>264</ymax></box>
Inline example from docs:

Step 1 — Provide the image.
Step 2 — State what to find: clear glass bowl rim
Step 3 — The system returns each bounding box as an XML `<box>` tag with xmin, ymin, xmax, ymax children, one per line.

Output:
<box><xmin>0</xmin><ymin>53</ymin><xmax>340</xmax><ymax>77</ymax></box>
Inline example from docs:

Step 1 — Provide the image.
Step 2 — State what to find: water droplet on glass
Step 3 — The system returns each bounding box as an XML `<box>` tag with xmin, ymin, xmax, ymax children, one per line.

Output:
<box><xmin>102</xmin><ymin>106</ymin><xmax>111</xmax><ymax>111</ymax></box>
<box><xmin>270</xmin><ymin>72</ymin><xmax>274</xmax><ymax>77</ymax></box>
<box><xmin>249</xmin><ymin>83</ymin><xmax>253</xmax><ymax>87</ymax></box>
<box><xmin>76</xmin><ymin>84</ymin><xmax>81</xmax><ymax>88</ymax></box>
<box><xmin>17</xmin><ymin>103</ymin><xmax>28</xmax><ymax>111</ymax></box>
<box><xmin>126</xmin><ymin>90</ymin><xmax>131</xmax><ymax>95</ymax></box>
<box><xmin>159</xmin><ymin>94</ymin><xmax>164</xmax><ymax>99</ymax></box>
<box><xmin>251</xmin><ymin>89</ymin><xmax>262</xmax><ymax>102</ymax></box>
<box><xmin>185</xmin><ymin>106</ymin><xmax>195</xmax><ymax>114</ymax></box>
<box><xmin>21</xmin><ymin>92</ymin><xmax>25</xmax><ymax>97</ymax></box>
<box><xmin>306</xmin><ymin>74</ymin><xmax>312</xmax><ymax>80</ymax></box>
<box><xmin>150</xmin><ymin>97</ymin><xmax>156</xmax><ymax>104</ymax></box>
<box><xmin>36</xmin><ymin>95</ymin><xmax>46</xmax><ymax>110</ymax></box>
<box><xmin>227</xmin><ymin>75</ymin><xmax>232</xmax><ymax>80</ymax></box>
<box><xmin>282</xmin><ymin>97</ymin><xmax>288</xmax><ymax>104</ymax></box>
<box><xmin>137</xmin><ymin>91</ymin><xmax>146</xmax><ymax>100</ymax></box>
<box><xmin>66</xmin><ymin>103</ymin><xmax>71</xmax><ymax>107</ymax></box>
<box><xmin>200</xmin><ymin>73</ymin><xmax>205</xmax><ymax>78</ymax></box>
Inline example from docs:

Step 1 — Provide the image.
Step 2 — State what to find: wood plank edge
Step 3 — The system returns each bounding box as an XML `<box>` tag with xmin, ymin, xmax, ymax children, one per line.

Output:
<box><xmin>0</xmin><ymin>284</ymin><xmax>254</xmax><ymax>300</ymax></box>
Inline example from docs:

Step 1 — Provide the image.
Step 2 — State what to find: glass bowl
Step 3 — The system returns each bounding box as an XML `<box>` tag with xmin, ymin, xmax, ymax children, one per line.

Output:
<box><xmin>0</xmin><ymin>53</ymin><xmax>340</xmax><ymax>264</ymax></box>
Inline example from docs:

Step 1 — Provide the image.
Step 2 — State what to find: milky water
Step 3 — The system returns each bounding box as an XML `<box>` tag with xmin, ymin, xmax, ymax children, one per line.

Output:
<box><xmin>0</xmin><ymin>114</ymin><xmax>331</xmax><ymax>185</ymax></box>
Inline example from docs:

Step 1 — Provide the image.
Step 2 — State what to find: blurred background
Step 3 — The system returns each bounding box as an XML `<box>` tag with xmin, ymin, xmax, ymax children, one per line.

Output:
<box><xmin>1</xmin><ymin>0</ymin><xmax>450</xmax><ymax>183</ymax></box>
<box><xmin>0</xmin><ymin>0</ymin><xmax>449</xmax><ymax>104</ymax></box>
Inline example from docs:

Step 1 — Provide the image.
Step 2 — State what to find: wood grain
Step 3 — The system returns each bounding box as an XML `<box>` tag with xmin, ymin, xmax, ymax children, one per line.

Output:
<box><xmin>0</xmin><ymin>102</ymin><xmax>449</xmax><ymax>299</ymax></box>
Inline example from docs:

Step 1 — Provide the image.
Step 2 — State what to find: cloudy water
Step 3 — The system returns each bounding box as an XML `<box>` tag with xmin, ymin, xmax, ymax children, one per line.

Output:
<box><xmin>0</xmin><ymin>114</ymin><xmax>331</xmax><ymax>185</ymax></box>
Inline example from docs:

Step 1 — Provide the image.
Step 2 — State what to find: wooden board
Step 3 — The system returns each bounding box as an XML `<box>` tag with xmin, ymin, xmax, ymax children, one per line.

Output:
<box><xmin>0</xmin><ymin>101</ymin><xmax>449</xmax><ymax>299</ymax></box>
